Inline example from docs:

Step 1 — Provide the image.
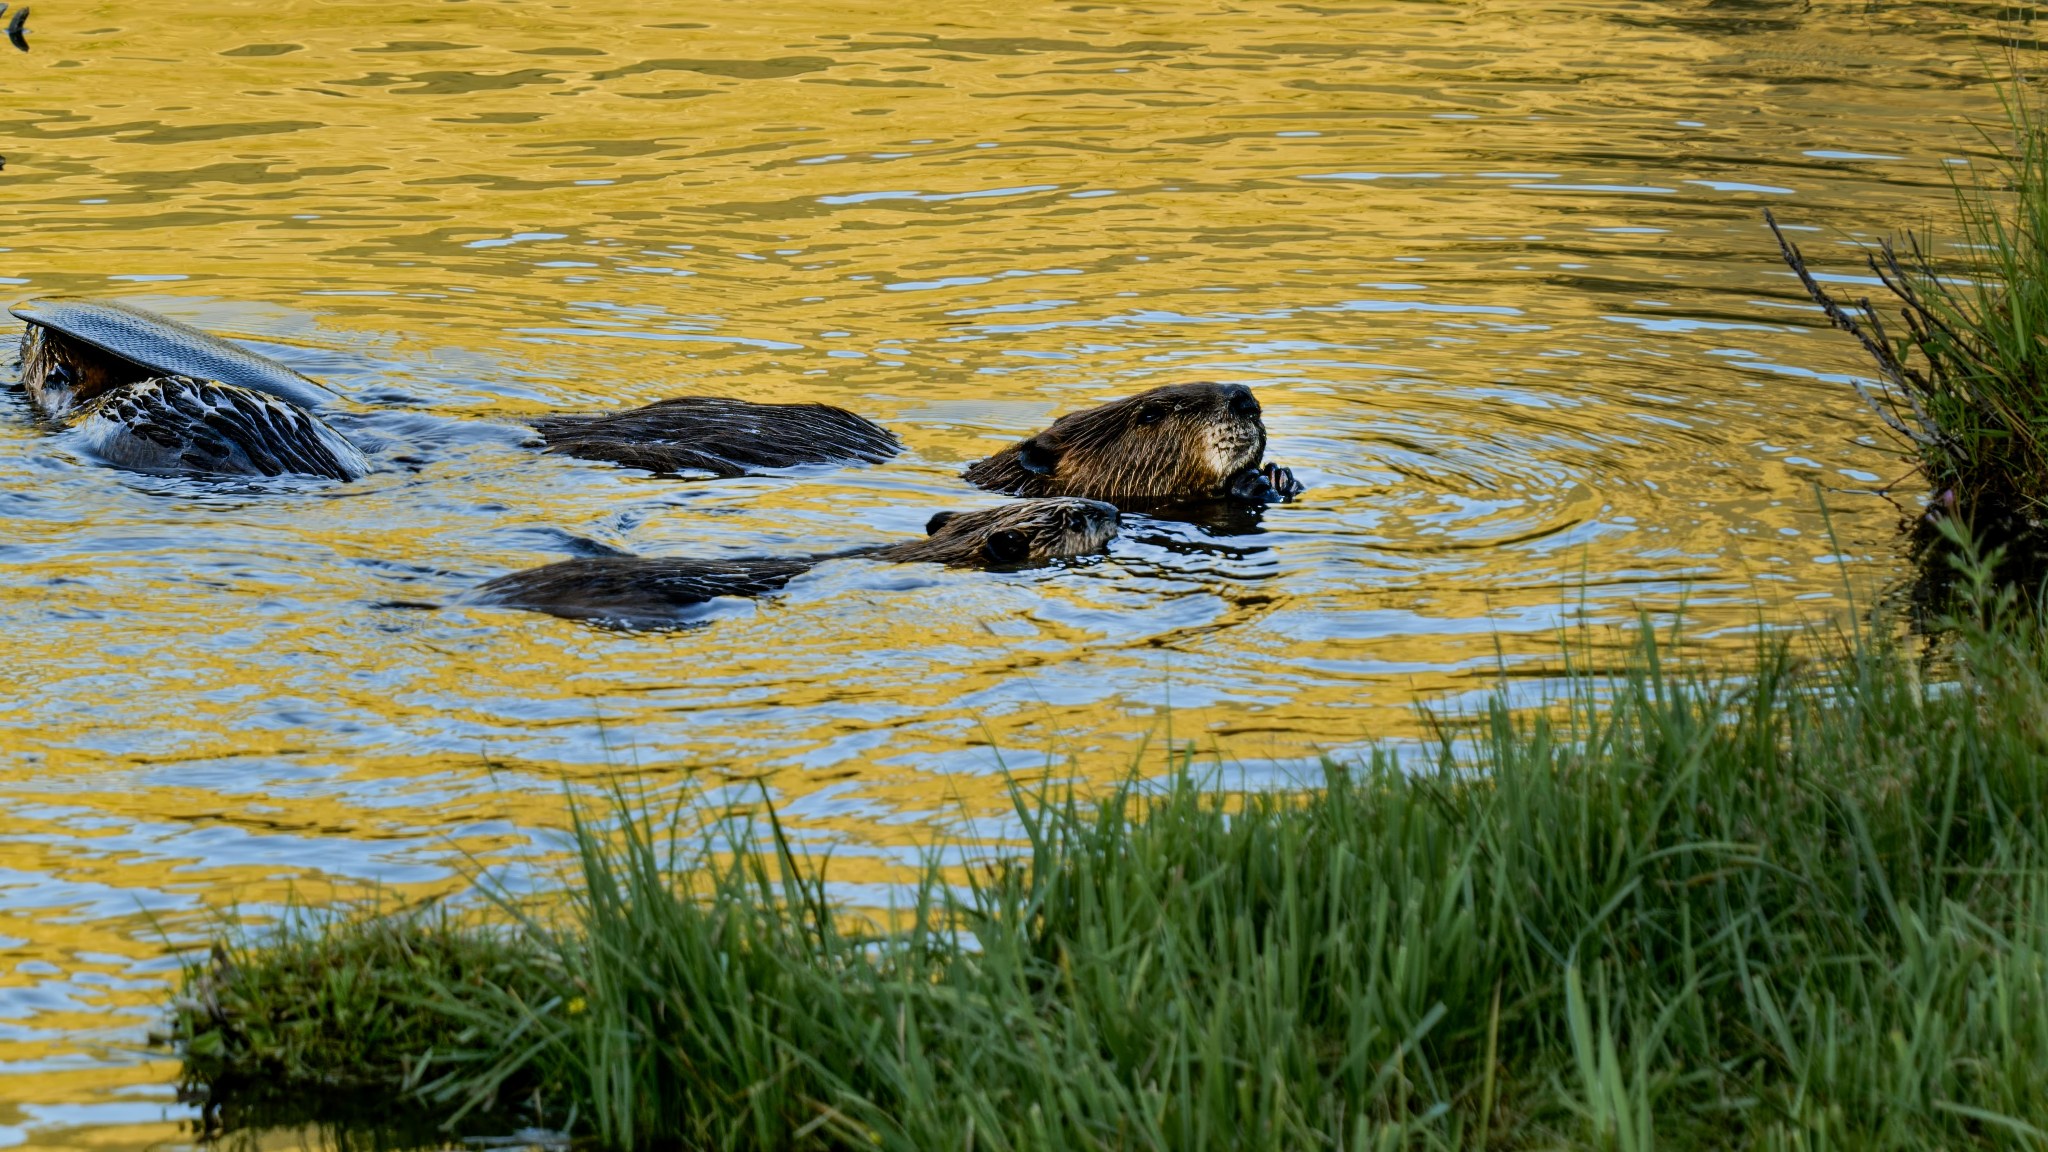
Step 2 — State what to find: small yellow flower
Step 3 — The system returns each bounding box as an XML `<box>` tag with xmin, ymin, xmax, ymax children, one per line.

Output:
<box><xmin>566</xmin><ymin>997</ymin><xmax>587</xmax><ymax>1016</ymax></box>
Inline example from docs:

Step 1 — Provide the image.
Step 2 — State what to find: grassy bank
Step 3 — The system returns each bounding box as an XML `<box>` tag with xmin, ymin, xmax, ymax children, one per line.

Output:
<box><xmin>1770</xmin><ymin>82</ymin><xmax>2048</xmax><ymax>564</ymax></box>
<box><xmin>165</xmin><ymin>556</ymin><xmax>2048</xmax><ymax>1150</ymax></box>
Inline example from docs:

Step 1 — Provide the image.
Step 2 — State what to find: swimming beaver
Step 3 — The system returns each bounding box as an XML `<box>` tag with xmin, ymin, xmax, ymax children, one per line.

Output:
<box><xmin>12</xmin><ymin>298</ymin><xmax>367</xmax><ymax>481</ymax></box>
<box><xmin>534</xmin><ymin>396</ymin><xmax>901</xmax><ymax>477</ymax></box>
<box><xmin>962</xmin><ymin>381</ymin><xmax>1302</xmax><ymax>506</ymax></box>
<box><xmin>471</xmin><ymin>497</ymin><xmax>1119</xmax><ymax>626</ymax></box>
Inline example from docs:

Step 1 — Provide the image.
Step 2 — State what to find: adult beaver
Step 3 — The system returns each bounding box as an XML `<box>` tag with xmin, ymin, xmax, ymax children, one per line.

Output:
<box><xmin>534</xmin><ymin>396</ymin><xmax>901</xmax><ymax>477</ymax></box>
<box><xmin>962</xmin><ymin>381</ymin><xmax>1302</xmax><ymax>506</ymax></box>
<box><xmin>471</xmin><ymin>497</ymin><xmax>1119</xmax><ymax>626</ymax></box>
<box><xmin>10</xmin><ymin>297</ymin><xmax>368</xmax><ymax>481</ymax></box>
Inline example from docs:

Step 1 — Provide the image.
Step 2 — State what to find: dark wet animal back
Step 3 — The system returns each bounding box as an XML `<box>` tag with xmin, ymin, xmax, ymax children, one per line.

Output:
<box><xmin>962</xmin><ymin>381</ymin><xmax>1301</xmax><ymax>506</ymax></box>
<box><xmin>470</xmin><ymin>556</ymin><xmax>815</xmax><ymax>626</ymax></box>
<box><xmin>10</xmin><ymin>297</ymin><xmax>366</xmax><ymax>481</ymax></box>
<box><xmin>70</xmin><ymin>376</ymin><xmax>366</xmax><ymax>479</ymax></box>
<box><xmin>472</xmin><ymin>497</ymin><xmax>1119</xmax><ymax>626</ymax></box>
<box><xmin>533</xmin><ymin>396</ymin><xmax>901</xmax><ymax>477</ymax></box>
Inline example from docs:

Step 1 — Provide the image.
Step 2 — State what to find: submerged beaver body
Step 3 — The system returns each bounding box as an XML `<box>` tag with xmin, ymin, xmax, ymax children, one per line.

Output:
<box><xmin>11</xmin><ymin>298</ymin><xmax>366</xmax><ymax>481</ymax></box>
<box><xmin>472</xmin><ymin>497</ymin><xmax>1119</xmax><ymax>626</ymax></box>
<box><xmin>67</xmin><ymin>375</ymin><xmax>367</xmax><ymax>479</ymax></box>
<box><xmin>962</xmin><ymin>381</ymin><xmax>1301</xmax><ymax>507</ymax></box>
<box><xmin>534</xmin><ymin>396</ymin><xmax>901</xmax><ymax>477</ymax></box>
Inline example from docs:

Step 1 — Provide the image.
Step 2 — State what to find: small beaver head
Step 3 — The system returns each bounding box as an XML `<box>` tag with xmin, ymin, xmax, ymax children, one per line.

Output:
<box><xmin>876</xmin><ymin>497</ymin><xmax>1121</xmax><ymax>568</ymax></box>
<box><xmin>961</xmin><ymin>382</ymin><xmax>1267</xmax><ymax>504</ymax></box>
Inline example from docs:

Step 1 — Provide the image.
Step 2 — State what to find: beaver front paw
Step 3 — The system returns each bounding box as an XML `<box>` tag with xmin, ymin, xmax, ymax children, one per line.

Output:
<box><xmin>1226</xmin><ymin>462</ymin><xmax>1304</xmax><ymax>503</ymax></box>
<box><xmin>1262</xmin><ymin>462</ymin><xmax>1303</xmax><ymax>501</ymax></box>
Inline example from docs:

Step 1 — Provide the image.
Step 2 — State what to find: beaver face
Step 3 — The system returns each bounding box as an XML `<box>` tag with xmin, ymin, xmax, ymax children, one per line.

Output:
<box><xmin>962</xmin><ymin>382</ymin><xmax>1268</xmax><ymax>504</ymax></box>
<box><xmin>878</xmin><ymin>497</ymin><xmax>1121</xmax><ymax>568</ymax></box>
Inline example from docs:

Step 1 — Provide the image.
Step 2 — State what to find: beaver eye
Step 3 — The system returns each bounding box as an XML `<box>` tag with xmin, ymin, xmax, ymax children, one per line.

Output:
<box><xmin>1135</xmin><ymin>404</ymin><xmax>1166</xmax><ymax>426</ymax></box>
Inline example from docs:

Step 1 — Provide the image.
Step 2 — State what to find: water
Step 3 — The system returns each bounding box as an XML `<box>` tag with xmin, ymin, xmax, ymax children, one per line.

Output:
<box><xmin>0</xmin><ymin>0</ymin><xmax>2028</xmax><ymax>1141</ymax></box>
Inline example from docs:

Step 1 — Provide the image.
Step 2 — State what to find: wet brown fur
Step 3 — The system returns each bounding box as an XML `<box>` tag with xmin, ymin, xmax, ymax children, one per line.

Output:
<box><xmin>870</xmin><ymin>497</ymin><xmax>1120</xmax><ymax>567</ymax></box>
<box><xmin>535</xmin><ymin>396</ymin><xmax>901</xmax><ymax>477</ymax></box>
<box><xmin>18</xmin><ymin>325</ymin><xmax>152</xmax><ymax>417</ymax></box>
<box><xmin>962</xmin><ymin>381</ymin><xmax>1267</xmax><ymax>504</ymax></box>
<box><xmin>473</xmin><ymin>498</ymin><xmax>1119</xmax><ymax>625</ymax></box>
<box><xmin>471</xmin><ymin>556</ymin><xmax>815</xmax><ymax>624</ymax></box>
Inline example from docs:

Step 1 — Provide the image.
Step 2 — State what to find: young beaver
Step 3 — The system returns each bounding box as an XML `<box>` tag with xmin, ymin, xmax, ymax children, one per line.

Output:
<box><xmin>962</xmin><ymin>381</ymin><xmax>1303</xmax><ymax>506</ymax></box>
<box><xmin>471</xmin><ymin>497</ymin><xmax>1119</xmax><ymax>627</ymax></box>
<box><xmin>533</xmin><ymin>396</ymin><xmax>901</xmax><ymax>477</ymax></box>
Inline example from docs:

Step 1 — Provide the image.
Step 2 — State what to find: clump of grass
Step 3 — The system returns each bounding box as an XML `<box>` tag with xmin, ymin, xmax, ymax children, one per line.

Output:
<box><xmin>167</xmin><ymin>550</ymin><xmax>2048</xmax><ymax>1149</ymax></box>
<box><xmin>1769</xmin><ymin>81</ymin><xmax>2048</xmax><ymax>562</ymax></box>
<box><xmin>166</xmin><ymin>901</ymin><xmax>550</xmax><ymax>1134</ymax></box>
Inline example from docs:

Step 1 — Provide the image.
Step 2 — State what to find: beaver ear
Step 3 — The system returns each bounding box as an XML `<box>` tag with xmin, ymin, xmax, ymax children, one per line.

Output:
<box><xmin>984</xmin><ymin>529</ymin><xmax>1031</xmax><ymax>565</ymax></box>
<box><xmin>925</xmin><ymin>511</ymin><xmax>957</xmax><ymax>536</ymax></box>
<box><xmin>1015</xmin><ymin>436</ymin><xmax>1059</xmax><ymax>476</ymax></box>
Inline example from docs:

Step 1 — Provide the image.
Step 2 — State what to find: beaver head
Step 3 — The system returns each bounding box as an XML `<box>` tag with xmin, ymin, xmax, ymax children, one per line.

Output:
<box><xmin>874</xmin><ymin>497</ymin><xmax>1120</xmax><ymax>568</ymax></box>
<box><xmin>961</xmin><ymin>382</ymin><xmax>1269</xmax><ymax>504</ymax></box>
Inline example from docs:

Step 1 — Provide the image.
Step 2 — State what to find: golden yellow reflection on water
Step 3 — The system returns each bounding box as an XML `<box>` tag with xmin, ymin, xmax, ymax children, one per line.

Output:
<box><xmin>0</xmin><ymin>0</ymin><xmax>2028</xmax><ymax>1140</ymax></box>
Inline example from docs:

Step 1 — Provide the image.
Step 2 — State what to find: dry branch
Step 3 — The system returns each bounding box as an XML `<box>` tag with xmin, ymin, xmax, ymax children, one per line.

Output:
<box><xmin>1764</xmin><ymin>208</ymin><xmax>1944</xmax><ymax>451</ymax></box>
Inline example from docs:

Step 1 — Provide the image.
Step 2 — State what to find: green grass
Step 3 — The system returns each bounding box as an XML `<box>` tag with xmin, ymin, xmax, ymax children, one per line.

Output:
<box><xmin>167</xmin><ymin>553</ymin><xmax>2048</xmax><ymax>1149</ymax></box>
<box><xmin>165</xmin><ymin>900</ymin><xmax>551</xmax><ymax>1135</ymax></box>
<box><xmin>1769</xmin><ymin>81</ymin><xmax>2048</xmax><ymax>557</ymax></box>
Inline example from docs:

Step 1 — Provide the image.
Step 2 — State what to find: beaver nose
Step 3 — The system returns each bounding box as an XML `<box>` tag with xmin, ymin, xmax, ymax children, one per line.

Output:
<box><xmin>1225</xmin><ymin>384</ymin><xmax>1260</xmax><ymax>417</ymax></box>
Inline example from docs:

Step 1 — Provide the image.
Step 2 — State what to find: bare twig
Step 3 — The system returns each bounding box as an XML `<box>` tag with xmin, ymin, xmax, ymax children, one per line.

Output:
<box><xmin>1886</xmin><ymin>234</ymin><xmax>1982</xmax><ymax>368</ymax></box>
<box><xmin>1765</xmin><ymin>209</ymin><xmax>1940</xmax><ymax>447</ymax></box>
<box><xmin>1764</xmin><ymin>209</ymin><xmax>1912</xmax><ymax>388</ymax></box>
<box><xmin>1855</xmin><ymin>297</ymin><xmax>1944</xmax><ymax>446</ymax></box>
<box><xmin>1848</xmin><ymin>378</ymin><xmax>1931</xmax><ymax>446</ymax></box>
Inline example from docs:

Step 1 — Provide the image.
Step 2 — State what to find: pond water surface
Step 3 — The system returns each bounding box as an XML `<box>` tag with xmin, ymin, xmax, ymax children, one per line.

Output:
<box><xmin>0</xmin><ymin>0</ymin><xmax>2032</xmax><ymax>1144</ymax></box>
